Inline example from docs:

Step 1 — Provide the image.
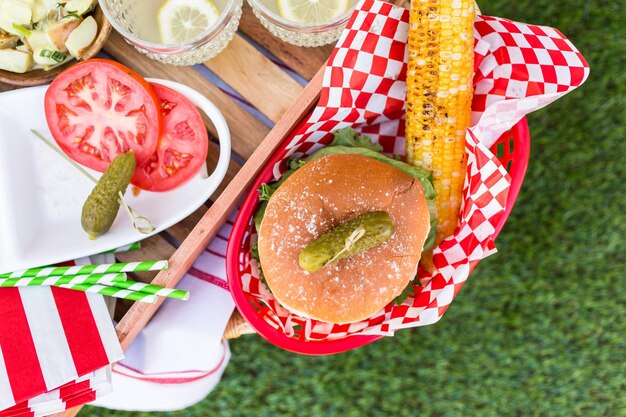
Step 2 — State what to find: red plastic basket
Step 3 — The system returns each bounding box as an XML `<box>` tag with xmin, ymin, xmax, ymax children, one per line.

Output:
<box><xmin>227</xmin><ymin>117</ymin><xmax>530</xmax><ymax>355</ymax></box>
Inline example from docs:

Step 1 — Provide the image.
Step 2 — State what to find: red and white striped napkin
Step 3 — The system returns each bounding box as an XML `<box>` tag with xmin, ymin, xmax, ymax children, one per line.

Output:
<box><xmin>0</xmin><ymin>259</ymin><xmax>123</xmax><ymax>415</ymax></box>
<box><xmin>0</xmin><ymin>368</ymin><xmax>111</xmax><ymax>417</ymax></box>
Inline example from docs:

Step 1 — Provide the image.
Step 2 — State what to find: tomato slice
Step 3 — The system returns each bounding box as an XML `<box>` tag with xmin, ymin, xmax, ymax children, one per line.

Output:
<box><xmin>44</xmin><ymin>59</ymin><xmax>162</xmax><ymax>172</ymax></box>
<box><xmin>131</xmin><ymin>83</ymin><xmax>209</xmax><ymax>192</ymax></box>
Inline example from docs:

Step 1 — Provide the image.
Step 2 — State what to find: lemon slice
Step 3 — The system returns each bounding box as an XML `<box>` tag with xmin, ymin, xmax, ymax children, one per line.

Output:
<box><xmin>277</xmin><ymin>0</ymin><xmax>349</xmax><ymax>24</ymax></box>
<box><xmin>158</xmin><ymin>0</ymin><xmax>220</xmax><ymax>44</ymax></box>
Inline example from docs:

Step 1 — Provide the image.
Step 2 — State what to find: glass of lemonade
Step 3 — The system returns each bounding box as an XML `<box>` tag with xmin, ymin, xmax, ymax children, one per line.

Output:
<box><xmin>98</xmin><ymin>0</ymin><xmax>242</xmax><ymax>65</ymax></box>
<box><xmin>247</xmin><ymin>0</ymin><xmax>358</xmax><ymax>47</ymax></box>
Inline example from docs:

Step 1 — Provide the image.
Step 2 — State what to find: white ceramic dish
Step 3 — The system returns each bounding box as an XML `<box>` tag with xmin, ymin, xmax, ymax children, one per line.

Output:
<box><xmin>0</xmin><ymin>79</ymin><xmax>231</xmax><ymax>274</ymax></box>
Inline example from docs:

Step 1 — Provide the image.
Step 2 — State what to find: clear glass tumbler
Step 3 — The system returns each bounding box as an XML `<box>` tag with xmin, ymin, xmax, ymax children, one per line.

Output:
<box><xmin>246</xmin><ymin>0</ymin><xmax>357</xmax><ymax>47</ymax></box>
<box><xmin>98</xmin><ymin>0</ymin><xmax>243</xmax><ymax>65</ymax></box>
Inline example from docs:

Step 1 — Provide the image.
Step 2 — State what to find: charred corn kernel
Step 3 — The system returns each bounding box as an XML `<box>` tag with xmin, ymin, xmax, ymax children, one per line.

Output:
<box><xmin>405</xmin><ymin>0</ymin><xmax>475</xmax><ymax>244</ymax></box>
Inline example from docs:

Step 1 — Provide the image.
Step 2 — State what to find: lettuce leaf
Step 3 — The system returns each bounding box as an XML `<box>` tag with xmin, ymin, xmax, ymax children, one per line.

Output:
<box><xmin>258</xmin><ymin>184</ymin><xmax>274</xmax><ymax>202</ymax></box>
<box><xmin>250</xmin><ymin>242</ymin><xmax>268</xmax><ymax>286</ymax></box>
<box><xmin>331</xmin><ymin>127</ymin><xmax>383</xmax><ymax>152</ymax></box>
<box><xmin>392</xmin><ymin>276</ymin><xmax>422</xmax><ymax>306</ymax></box>
<box><xmin>254</xmin><ymin>168</ymin><xmax>299</xmax><ymax>231</ymax></box>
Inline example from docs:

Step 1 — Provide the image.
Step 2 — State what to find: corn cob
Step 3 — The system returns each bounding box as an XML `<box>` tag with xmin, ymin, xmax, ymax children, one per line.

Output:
<box><xmin>405</xmin><ymin>0</ymin><xmax>475</xmax><ymax>244</ymax></box>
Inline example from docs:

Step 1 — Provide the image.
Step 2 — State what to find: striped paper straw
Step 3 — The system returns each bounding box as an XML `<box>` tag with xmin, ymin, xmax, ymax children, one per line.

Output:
<box><xmin>0</xmin><ymin>273</ymin><xmax>127</xmax><ymax>288</ymax></box>
<box><xmin>55</xmin><ymin>283</ymin><xmax>158</xmax><ymax>303</ymax></box>
<box><xmin>105</xmin><ymin>280</ymin><xmax>190</xmax><ymax>301</ymax></box>
<box><xmin>101</xmin><ymin>242</ymin><xmax>142</xmax><ymax>254</ymax></box>
<box><xmin>0</xmin><ymin>260</ymin><xmax>168</xmax><ymax>279</ymax></box>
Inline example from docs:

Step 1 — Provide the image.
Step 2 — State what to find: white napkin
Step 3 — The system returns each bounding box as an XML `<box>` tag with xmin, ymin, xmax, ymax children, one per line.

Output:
<box><xmin>92</xmin><ymin>224</ymin><xmax>235</xmax><ymax>411</ymax></box>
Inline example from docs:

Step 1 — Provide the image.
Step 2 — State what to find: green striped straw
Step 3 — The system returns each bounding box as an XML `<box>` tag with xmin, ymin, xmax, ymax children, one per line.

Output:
<box><xmin>55</xmin><ymin>282</ymin><xmax>158</xmax><ymax>303</ymax></box>
<box><xmin>104</xmin><ymin>280</ymin><xmax>190</xmax><ymax>301</ymax></box>
<box><xmin>0</xmin><ymin>273</ymin><xmax>127</xmax><ymax>288</ymax></box>
<box><xmin>0</xmin><ymin>260</ymin><xmax>168</xmax><ymax>279</ymax></box>
<box><xmin>101</xmin><ymin>242</ymin><xmax>142</xmax><ymax>254</ymax></box>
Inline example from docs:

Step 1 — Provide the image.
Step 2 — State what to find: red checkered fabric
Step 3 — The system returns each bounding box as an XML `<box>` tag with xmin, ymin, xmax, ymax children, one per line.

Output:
<box><xmin>238</xmin><ymin>0</ymin><xmax>589</xmax><ymax>340</ymax></box>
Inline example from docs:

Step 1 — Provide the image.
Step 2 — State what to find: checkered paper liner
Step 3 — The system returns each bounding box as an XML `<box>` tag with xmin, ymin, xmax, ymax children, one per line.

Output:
<box><xmin>235</xmin><ymin>0</ymin><xmax>589</xmax><ymax>340</ymax></box>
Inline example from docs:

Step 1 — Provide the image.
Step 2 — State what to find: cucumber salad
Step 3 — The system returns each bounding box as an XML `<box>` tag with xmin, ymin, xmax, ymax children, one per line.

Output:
<box><xmin>0</xmin><ymin>0</ymin><xmax>98</xmax><ymax>73</ymax></box>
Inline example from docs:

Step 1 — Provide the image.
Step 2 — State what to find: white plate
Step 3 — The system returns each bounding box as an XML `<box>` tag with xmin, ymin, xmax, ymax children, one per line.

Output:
<box><xmin>0</xmin><ymin>79</ymin><xmax>231</xmax><ymax>274</ymax></box>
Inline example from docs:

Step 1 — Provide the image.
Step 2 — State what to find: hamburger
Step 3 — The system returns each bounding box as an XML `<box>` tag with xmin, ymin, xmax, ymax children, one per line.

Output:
<box><xmin>252</xmin><ymin>128</ymin><xmax>437</xmax><ymax>324</ymax></box>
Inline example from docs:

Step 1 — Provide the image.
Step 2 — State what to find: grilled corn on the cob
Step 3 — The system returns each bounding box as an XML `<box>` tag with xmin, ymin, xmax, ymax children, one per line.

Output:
<box><xmin>405</xmin><ymin>0</ymin><xmax>475</xmax><ymax>244</ymax></box>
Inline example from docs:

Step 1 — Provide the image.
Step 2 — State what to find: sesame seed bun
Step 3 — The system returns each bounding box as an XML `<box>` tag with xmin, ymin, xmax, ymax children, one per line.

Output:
<box><xmin>257</xmin><ymin>154</ymin><xmax>431</xmax><ymax>324</ymax></box>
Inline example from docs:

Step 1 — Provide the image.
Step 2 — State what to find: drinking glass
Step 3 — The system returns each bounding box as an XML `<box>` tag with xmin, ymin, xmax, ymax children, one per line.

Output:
<box><xmin>246</xmin><ymin>0</ymin><xmax>357</xmax><ymax>47</ymax></box>
<box><xmin>98</xmin><ymin>0</ymin><xmax>243</xmax><ymax>65</ymax></box>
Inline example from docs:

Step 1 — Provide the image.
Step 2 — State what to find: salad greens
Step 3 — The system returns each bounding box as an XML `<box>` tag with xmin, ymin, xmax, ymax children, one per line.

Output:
<box><xmin>330</xmin><ymin>126</ymin><xmax>384</xmax><ymax>152</ymax></box>
<box><xmin>392</xmin><ymin>276</ymin><xmax>422</xmax><ymax>306</ymax></box>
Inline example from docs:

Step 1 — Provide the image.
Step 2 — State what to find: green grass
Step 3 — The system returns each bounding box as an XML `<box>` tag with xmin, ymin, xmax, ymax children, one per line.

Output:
<box><xmin>87</xmin><ymin>1</ymin><xmax>625</xmax><ymax>416</ymax></box>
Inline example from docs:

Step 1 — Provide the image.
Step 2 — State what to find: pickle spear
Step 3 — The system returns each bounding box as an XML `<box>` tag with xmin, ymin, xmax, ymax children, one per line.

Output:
<box><xmin>299</xmin><ymin>211</ymin><xmax>395</xmax><ymax>273</ymax></box>
<box><xmin>81</xmin><ymin>151</ymin><xmax>136</xmax><ymax>240</ymax></box>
